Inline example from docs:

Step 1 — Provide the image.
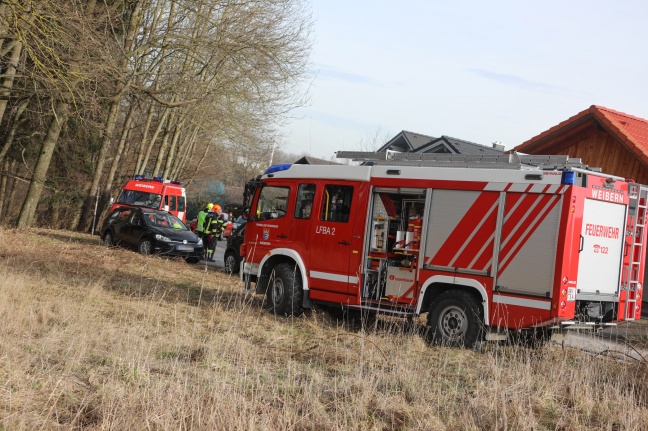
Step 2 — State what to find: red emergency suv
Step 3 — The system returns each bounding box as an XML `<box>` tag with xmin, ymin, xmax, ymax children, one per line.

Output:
<box><xmin>111</xmin><ymin>175</ymin><xmax>187</xmax><ymax>222</ymax></box>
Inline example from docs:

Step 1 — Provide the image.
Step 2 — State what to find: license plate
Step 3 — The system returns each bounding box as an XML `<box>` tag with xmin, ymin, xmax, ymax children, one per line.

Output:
<box><xmin>176</xmin><ymin>245</ymin><xmax>194</xmax><ymax>251</ymax></box>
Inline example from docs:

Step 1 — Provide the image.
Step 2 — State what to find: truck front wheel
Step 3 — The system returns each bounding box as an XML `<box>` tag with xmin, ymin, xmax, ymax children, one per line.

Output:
<box><xmin>266</xmin><ymin>263</ymin><xmax>303</xmax><ymax>317</ymax></box>
<box><xmin>426</xmin><ymin>290</ymin><xmax>483</xmax><ymax>348</ymax></box>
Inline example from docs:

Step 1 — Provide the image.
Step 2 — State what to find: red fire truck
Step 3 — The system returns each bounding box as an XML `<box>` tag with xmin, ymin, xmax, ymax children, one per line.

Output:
<box><xmin>110</xmin><ymin>175</ymin><xmax>187</xmax><ymax>222</ymax></box>
<box><xmin>240</xmin><ymin>152</ymin><xmax>647</xmax><ymax>347</ymax></box>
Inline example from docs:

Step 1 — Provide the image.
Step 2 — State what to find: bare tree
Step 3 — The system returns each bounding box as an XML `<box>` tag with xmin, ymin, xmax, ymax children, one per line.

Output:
<box><xmin>1</xmin><ymin>0</ymin><xmax>313</xmax><ymax>228</ymax></box>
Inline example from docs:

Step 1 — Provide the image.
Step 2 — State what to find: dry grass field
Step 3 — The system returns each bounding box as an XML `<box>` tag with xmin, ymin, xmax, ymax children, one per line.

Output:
<box><xmin>1</xmin><ymin>227</ymin><xmax>648</xmax><ymax>430</ymax></box>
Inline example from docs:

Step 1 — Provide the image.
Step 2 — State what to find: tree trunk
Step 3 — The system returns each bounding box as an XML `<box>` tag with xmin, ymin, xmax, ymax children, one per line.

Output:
<box><xmin>134</xmin><ymin>102</ymin><xmax>156</xmax><ymax>174</ymax></box>
<box><xmin>170</xmin><ymin>126</ymin><xmax>197</xmax><ymax>180</ymax></box>
<box><xmin>76</xmin><ymin>0</ymin><xmax>141</xmax><ymax>232</ymax></box>
<box><xmin>0</xmin><ymin>39</ymin><xmax>23</xmax><ymax>125</ymax></box>
<box><xmin>16</xmin><ymin>101</ymin><xmax>69</xmax><ymax>228</ymax></box>
<box><xmin>138</xmin><ymin>106</ymin><xmax>170</xmax><ymax>175</ymax></box>
<box><xmin>152</xmin><ymin>111</ymin><xmax>174</xmax><ymax>177</ymax></box>
<box><xmin>3</xmin><ymin>158</ymin><xmax>17</xmax><ymax>222</ymax></box>
<box><xmin>0</xmin><ymin>98</ymin><xmax>28</xmax><ymax>163</ymax></box>
<box><xmin>0</xmin><ymin>158</ymin><xmax>9</xmax><ymax>218</ymax></box>
<box><xmin>184</xmin><ymin>140</ymin><xmax>211</xmax><ymax>188</ymax></box>
<box><xmin>76</xmin><ymin>99</ymin><xmax>120</xmax><ymax>231</ymax></box>
<box><xmin>95</xmin><ymin>100</ymin><xmax>136</xmax><ymax>224</ymax></box>
<box><xmin>0</xmin><ymin>159</ymin><xmax>17</xmax><ymax>223</ymax></box>
<box><xmin>162</xmin><ymin>118</ymin><xmax>184</xmax><ymax>179</ymax></box>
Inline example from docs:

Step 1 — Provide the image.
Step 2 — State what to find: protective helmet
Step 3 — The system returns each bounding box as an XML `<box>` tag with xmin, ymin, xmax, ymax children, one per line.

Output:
<box><xmin>213</xmin><ymin>204</ymin><xmax>222</xmax><ymax>212</ymax></box>
<box><xmin>206</xmin><ymin>203</ymin><xmax>214</xmax><ymax>210</ymax></box>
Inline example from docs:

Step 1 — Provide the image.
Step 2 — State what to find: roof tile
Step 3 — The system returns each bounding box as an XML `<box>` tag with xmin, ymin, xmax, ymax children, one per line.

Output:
<box><xmin>592</xmin><ymin>106</ymin><xmax>648</xmax><ymax>162</ymax></box>
<box><xmin>514</xmin><ymin>105</ymin><xmax>648</xmax><ymax>168</ymax></box>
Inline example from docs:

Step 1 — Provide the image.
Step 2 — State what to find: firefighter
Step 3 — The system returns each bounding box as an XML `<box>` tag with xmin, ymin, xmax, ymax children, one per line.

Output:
<box><xmin>212</xmin><ymin>204</ymin><xmax>227</xmax><ymax>240</ymax></box>
<box><xmin>203</xmin><ymin>205</ymin><xmax>219</xmax><ymax>261</ymax></box>
<box><xmin>196</xmin><ymin>203</ymin><xmax>212</xmax><ymax>235</ymax></box>
<box><xmin>216</xmin><ymin>205</ymin><xmax>229</xmax><ymax>240</ymax></box>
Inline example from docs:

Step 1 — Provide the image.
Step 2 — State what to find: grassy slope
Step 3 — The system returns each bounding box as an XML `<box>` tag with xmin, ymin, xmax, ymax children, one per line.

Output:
<box><xmin>1</xmin><ymin>227</ymin><xmax>648</xmax><ymax>430</ymax></box>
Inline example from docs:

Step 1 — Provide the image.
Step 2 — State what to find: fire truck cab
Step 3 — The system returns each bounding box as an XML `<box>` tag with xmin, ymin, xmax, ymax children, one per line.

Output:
<box><xmin>240</xmin><ymin>153</ymin><xmax>647</xmax><ymax>347</ymax></box>
<box><xmin>111</xmin><ymin>175</ymin><xmax>187</xmax><ymax>223</ymax></box>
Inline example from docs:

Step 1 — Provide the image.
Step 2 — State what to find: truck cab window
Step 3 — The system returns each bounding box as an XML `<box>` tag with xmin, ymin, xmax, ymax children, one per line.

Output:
<box><xmin>256</xmin><ymin>186</ymin><xmax>290</xmax><ymax>220</ymax></box>
<box><xmin>321</xmin><ymin>185</ymin><xmax>353</xmax><ymax>223</ymax></box>
<box><xmin>295</xmin><ymin>183</ymin><xmax>316</xmax><ymax>219</ymax></box>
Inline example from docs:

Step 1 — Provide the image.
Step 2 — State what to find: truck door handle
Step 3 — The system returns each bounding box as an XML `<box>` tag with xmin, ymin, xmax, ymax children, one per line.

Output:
<box><xmin>277</xmin><ymin>234</ymin><xmax>288</xmax><ymax>239</ymax></box>
<box><xmin>579</xmin><ymin>235</ymin><xmax>584</xmax><ymax>252</ymax></box>
<box><xmin>338</xmin><ymin>241</ymin><xmax>350</xmax><ymax>246</ymax></box>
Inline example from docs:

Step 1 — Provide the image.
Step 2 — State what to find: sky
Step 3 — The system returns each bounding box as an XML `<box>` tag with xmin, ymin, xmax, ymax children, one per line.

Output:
<box><xmin>279</xmin><ymin>0</ymin><xmax>648</xmax><ymax>160</ymax></box>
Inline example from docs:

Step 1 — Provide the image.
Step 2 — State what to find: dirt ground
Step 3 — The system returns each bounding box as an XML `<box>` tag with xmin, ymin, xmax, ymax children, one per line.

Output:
<box><xmin>557</xmin><ymin>306</ymin><xmax>648</xmax><ymax>361</ymax></box>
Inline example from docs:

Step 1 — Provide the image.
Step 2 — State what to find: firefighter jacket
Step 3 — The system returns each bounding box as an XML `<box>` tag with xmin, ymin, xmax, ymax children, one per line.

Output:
<box><xmin>204</xmin><ymin>212</ymin><xmax>224</xmax><ymax>235</ymax></box>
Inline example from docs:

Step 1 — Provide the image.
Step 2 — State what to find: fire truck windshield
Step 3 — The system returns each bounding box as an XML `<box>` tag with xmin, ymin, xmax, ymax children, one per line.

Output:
<box><xmin>116</xmin><ymin>190</ymin><xmax>162</xmax><ymax>209</ymax></box>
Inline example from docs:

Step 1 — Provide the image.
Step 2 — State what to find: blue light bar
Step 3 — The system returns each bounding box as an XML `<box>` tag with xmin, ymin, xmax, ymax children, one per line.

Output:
<box><xmin>134</xmin><ymin>174</ymin><xmax>145</xmax><ymax>180</ymax></box>
<box><xmin>153</xmin><ymin>176</ymin><xmax>164</xmax><ymax>182</ymax></box>
<box><xmin>170</xmin><ymin>180</ymin><xmax>181</xmax><ymax>185</ymax></box>
<box><xmin>264</xmin><ymin>164</ymin><xmax>292</xmax><ymax>175</ymax></box>
<box><xmin>562</xmin><ymin>171</ymin><xmax>575</xmax><ymax>185</ymax></box>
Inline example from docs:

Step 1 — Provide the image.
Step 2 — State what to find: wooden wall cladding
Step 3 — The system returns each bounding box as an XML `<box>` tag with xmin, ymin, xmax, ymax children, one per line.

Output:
<box><xmin>538</xmin><ymin>129</ymin><xmax>648</xmax><ymax>185</ymax></box>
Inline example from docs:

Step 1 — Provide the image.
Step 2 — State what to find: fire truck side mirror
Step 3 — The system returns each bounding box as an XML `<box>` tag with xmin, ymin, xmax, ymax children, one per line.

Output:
<box><xmin>109</xmin><ymin>197</ymin><xmax>114</xmax><ymax>206</ymax></box>
<box><xmin>163</xmin><ymin>204</ymin><xmax>169</xmax><ymax>212</ymax></box>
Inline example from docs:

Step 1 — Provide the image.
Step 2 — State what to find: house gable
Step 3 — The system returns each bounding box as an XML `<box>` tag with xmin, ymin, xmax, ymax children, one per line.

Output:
<box><xmin>294</xmin><ymin>156</ymin><xmax>341</xmax><ymax>165</ymax></box>
<box><xmin>377</xmin><ymin>131</ymin><xmax>503</xmax><ymax>156</ymax></box>
<box><xmin>376</xmin><ymin>131</ymin><xmax>435</xmax><ymax>152</ymax></box>
<box><xmin>514</xmin><ymin>105</ymin><xmax>648</xmax><ymax>183</ymax></box>
<box><xmin>416</xmin><ymin>136</ymin><xmax>504</xmax><ymax>155</ymax></box>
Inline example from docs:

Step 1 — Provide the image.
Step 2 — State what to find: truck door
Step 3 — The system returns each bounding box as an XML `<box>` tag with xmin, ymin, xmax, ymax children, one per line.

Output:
<box><xmin>576</xmin><ymin>197</ymin><xmax>626</xmax><ymax>299</ymax></box>
<box><xmin>246</xmin><ymin>183</ymin><xmax>293</xmax><ymax>262</ymax></box>
<box><xmin>291</xmin><ymin>182</ymin><xmax>316</xmax><ymax>261</ymax></box>
<box><xmin>307</xmin><ymin>183</ymin><xmax>361</xmax><ymax>297</ymax></box>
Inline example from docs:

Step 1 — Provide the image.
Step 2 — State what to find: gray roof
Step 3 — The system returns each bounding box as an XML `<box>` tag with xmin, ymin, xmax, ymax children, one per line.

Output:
<box><xmin>294</xmin><ymin>156</ymin><xmax>341</xmax><ymax>165</ymax></box>
<box><xmin>416</xmin><ymin>136</ymin><xmax>504</xmax><ymax>155</ymax></box>
<box><xmin>377</xmin><ymin>131</ymin><xmax>435</xmax><ymax>152</ymax></box>
<box><xmin>377</xmin><ymin>130</ymin><xmax>504</xmax><ymax>156</ymax></box>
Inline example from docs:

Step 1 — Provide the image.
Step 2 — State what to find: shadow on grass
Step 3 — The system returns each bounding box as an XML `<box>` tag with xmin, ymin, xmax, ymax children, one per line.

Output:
<box><xmin>314</xmin><ymin>304</ymin><xmax>426</xmax><ymax>338</ymax></box>
<box><xmin>34</xmin><ymin>230</ymin><xmax>102</xmax><ymax>246</ymax></box>
<box><xmin>7</xmin><ymin>234</ymin><xmax>255</xmax><ymax>312</ymax></box>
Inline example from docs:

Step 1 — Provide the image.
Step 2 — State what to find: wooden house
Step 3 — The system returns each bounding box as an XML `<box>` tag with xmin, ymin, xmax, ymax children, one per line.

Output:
<box><xmin>513</xmin><ymin>105</ymin><xmax>648</xmax><ymax>184</ymax></box>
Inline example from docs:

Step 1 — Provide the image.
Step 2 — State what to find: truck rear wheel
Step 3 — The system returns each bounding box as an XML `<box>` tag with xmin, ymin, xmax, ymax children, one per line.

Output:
<box><xmin>426</xmin><ymin>290</ymin><xmax>483</xmax><ymax>348</ymax></box>
<box><xmin>266</xmin><ymin>263</ymin><xmax>303</xmax><ymax>317</ymax></box>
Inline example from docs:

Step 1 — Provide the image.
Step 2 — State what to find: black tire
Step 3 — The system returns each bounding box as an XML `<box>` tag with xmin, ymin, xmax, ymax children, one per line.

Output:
<box><xmin>185</xmin><ymin>257</ymin><xmax>200</xmax><ymax>264</ymax></box>
<box><xmin>266</xmin><ymin>263</ymin><xmax>303</xmax><ymax>317</ymax></box>
<box><xmin>103</xmin><ymin>231</ymin><xmax>114</xmax><ymax>247</ymax></box>
<box><xmin>426</xmin><ymin>290</ymin><xmax>483</xmax><ymax>348</ymax></box>
<box><xmin>138</xmin><ymin>239</ymin><xmax>152</xmax><ymax>255</ymax></box>
<box><xmin>224</xmin><ymin>251</ymin><xmax>239</xmax><ymax>274</ymax></box>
